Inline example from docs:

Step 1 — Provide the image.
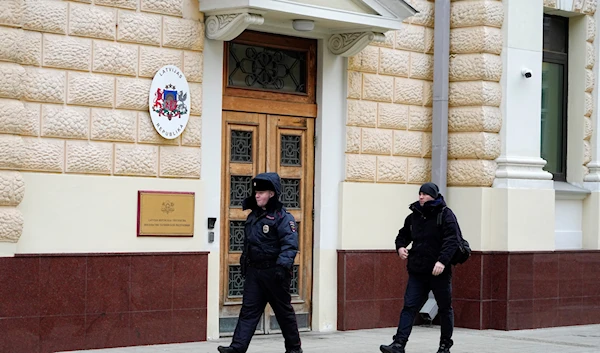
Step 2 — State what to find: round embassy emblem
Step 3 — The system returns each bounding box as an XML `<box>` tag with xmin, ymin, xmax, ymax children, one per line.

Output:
<box><xmin>148</xmin><ymin>65</ymin><xmax>191</xmax><ymax>139</ymax></box>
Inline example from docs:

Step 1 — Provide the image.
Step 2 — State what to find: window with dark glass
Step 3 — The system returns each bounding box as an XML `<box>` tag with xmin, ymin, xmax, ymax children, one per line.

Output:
<box><xmin>541</xmin><ymin>14</ymin><xmax>569</xmax><ymax>181</ymax></box>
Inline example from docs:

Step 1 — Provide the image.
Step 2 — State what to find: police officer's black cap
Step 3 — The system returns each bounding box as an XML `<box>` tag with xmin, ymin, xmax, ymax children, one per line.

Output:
<box><xmin>253</xmin><ymin>179</ymin><xmax>275</xmax><ymax>192</ymax></box>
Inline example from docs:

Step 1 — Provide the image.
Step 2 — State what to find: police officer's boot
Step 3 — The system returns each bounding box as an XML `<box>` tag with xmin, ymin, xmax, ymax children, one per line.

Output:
<box><xmin>285</xmin><ymin>348</ymin><xmax>303</xmax><ymax>353</ymax></box>
<box><xmin>379</xmin><ymin>340</ymin><xmax>406</xmax><ymax>353</ymax></box>
<box><xmin>217</xmin><ymin>345</ymin><xmax>237</xmax><ymax>353</ymax></box>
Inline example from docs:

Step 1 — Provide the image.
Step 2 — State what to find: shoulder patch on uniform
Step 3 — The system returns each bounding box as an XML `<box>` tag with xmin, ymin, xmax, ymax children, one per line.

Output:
<box><xmin>266</xmin><ymin>215</ymin><xmax>275</xmax><ymax>220</ymax></box>
<box><xmin>289</xmin><ymin>221</ymin><xmax>297</xmax><ymax>233</ymax></box>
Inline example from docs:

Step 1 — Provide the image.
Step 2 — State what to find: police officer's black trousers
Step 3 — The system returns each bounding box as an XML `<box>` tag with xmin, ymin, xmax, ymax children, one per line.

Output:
<box><xmin>230</xmin><ymin>266</ymin><xmax>301</xmax><ymax>353</ymax></box>
<box><xmin>394</xmin><ymin>272</ymin><xmax>454</xmax><ymax>346</ymax></box>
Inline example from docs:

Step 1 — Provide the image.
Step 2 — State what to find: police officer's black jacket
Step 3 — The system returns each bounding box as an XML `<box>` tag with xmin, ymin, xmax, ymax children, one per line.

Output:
<box><xmin>240</xmin><ymin>172</ymin><xmax>299</xmax><ymax>270</ymax></box>
<box><xmin>395</xmin><ymin>195</ymin><xmax>459</xmax><ymax>275</ymax></box>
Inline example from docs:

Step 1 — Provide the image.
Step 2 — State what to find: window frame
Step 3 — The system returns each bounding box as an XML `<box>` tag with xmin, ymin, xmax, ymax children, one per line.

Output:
<box><xmin>541</xmin><ymin>14</ymin><xmax>569</xmax><ymax>182</ymax></box>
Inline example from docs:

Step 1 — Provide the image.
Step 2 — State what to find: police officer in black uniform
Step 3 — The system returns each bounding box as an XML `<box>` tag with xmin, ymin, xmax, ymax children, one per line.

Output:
<box><xmin>218</xmin><ymin>172</ymin><xmax>302</xmax><ymax>353</ymax></box>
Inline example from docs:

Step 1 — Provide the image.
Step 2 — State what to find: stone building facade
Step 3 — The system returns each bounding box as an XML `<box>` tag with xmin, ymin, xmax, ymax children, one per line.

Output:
<box><xmin>1</xmin><ymin>0</ymin><xmax>600</xmax><ymax>352</ymax></box>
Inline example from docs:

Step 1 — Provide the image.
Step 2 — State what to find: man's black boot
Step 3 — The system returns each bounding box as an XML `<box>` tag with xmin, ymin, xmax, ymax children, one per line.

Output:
<box><xmin>436</xmin><ymin>341</ymin><xmax>452</xmax><ymax>353</ymax></box>
<box><xmin>285</xmin><ymin>348</ymin><xmax>303</xmax><ymax>353</ymax></box>
<box><xmin>217</xmin><ymin>346</ymin><xmax>237</xmax><ymax>353</ymax></box>
<box><xmin>379</xmin><ymin>341</ymin><xmax>406</xmax><ymax>353</ymax></box>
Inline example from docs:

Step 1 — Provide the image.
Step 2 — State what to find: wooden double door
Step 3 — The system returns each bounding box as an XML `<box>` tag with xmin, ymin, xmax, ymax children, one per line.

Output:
<box><xmin>219</xmin><ymin>111</ymin><xmax>315</xmax><ymax>335</ymax></box>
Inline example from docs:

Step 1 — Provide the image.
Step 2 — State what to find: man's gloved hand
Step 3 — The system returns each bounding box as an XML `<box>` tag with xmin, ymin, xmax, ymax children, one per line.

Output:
<box><xmin>275</xmin><ymin>265</ymin><xmax>289</xmax><ymax>282</ymax></box>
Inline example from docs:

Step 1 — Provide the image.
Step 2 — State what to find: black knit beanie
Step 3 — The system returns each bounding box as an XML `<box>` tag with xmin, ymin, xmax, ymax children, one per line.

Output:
<box><xmin>419</xmin><ymin>182</ymin><xmax>439</xmax><ymax>199</ymax></box>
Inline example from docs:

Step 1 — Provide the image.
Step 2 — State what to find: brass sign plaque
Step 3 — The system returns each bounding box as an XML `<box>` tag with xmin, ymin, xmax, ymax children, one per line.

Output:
<box><xmin>137</xmin><ymin>191</ymin><xmax>195</xmax><ymax>237</ymax></box>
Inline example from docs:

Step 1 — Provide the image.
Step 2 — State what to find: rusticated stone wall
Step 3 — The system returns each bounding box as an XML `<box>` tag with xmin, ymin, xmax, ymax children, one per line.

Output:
<box><xmin>0</xmin><ymin>0</ymin><xmax>204</xmax><ymax>243</ymax></box>
<box><xmin>345</xmin><ymin>0</ymin><xmax>504</xmax><ymax>186</ymax></box>
<box><xmin>447</xmin><ymin>0</ymin><xmax>503</xmax><ymax>186</ymax></box>
<box><xmin>345</xmin><ymin>0</ymin><xmax>435</xmax><ymax>183</ymax></box>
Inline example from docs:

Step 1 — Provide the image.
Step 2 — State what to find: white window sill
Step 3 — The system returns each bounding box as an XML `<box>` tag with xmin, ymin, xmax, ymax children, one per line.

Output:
<box><xmin>554</xmin><ymin>181</ymin><xmax>591</xmax><ymax>200</ymax></box>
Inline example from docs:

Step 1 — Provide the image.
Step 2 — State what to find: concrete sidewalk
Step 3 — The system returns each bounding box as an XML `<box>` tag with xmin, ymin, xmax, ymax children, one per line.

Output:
<box><xmin>67</xmin><ymin>324</ymin><xmax>600</xmax><ymax>353</ymax></box>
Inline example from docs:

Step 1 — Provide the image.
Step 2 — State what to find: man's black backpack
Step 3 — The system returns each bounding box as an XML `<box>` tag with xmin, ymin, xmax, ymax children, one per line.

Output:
<box><xmin>437</xmin><ymin>206</ymin><xmax>471</xmax><ymax>265</ymax></box>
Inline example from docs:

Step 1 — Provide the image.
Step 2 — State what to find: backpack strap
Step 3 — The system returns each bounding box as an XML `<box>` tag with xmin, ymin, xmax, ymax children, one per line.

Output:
<box><xmin>437</xmin><ymin>206</ymin><xmax>447</xmax><ymax>226</ymax></box>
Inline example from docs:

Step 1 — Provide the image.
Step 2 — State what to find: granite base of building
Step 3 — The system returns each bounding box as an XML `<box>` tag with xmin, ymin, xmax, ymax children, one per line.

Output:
<box><xmin>0</xmin><ymin>252</ymin><xmax>209</xmax><ymax>353</ymax></box>
<box><xmin>337</xmin><ymin>250</ymin><xmax>600</xmax><ymax>331</ymax></box>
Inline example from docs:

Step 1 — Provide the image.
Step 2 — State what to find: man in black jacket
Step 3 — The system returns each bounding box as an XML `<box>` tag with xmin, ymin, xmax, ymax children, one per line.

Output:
<box><xmin>380</xmin><ymin>182</ymin><xmax>460</xmax><ymax>353</ymax></box>
<box><xmin>218</xmin><ymin>172</ymin><xmax>302</xmax><ymax>353</ymax></box>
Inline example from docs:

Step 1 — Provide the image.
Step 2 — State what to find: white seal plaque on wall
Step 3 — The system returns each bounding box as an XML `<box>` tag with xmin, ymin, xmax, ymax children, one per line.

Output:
<box><xmin>148</xmin><ymin>65</ymin><xmax>191</xmax><ymax>139</ymax></box>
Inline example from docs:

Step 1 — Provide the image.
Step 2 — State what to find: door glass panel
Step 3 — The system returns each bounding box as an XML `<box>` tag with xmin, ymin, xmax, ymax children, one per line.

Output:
<box><xmin>228</xmin><ymin>42</ymin><xmax>307</xmax><ymax>93</ymax></box>
<box><xmin>280</xmin><ymin>178</ymin><xmax>301</xmax><ymax>209</ymax></box>
<box><xmin>231</xmin><ymin>130</ymin><xmax>253</xmax><ymax>162</ymax></box>
<box><xmin>281</xmin><ymin>135</ymin><xmax>301</xmax><ymax>166</ymax></box>
<box><xmin>228</xmin><ymin>265</ymin><xmax>245</xmax><ymax>298</ymax></box>
<box><xmin>540</xmin><ymin>62</ymin><xmax>565</xmax><ymax>176</ymax></box>
<box><xmin>290</xmin><ymin>264</ymin><xmax>299</xmax><ymax>296</ymax></box>
<box><xmin>229</xmin><ymin>221</ymin><xmax>245</xmax><ymax>252</ymax></box>
<box><xmin>230</xmin><ymin>176</ymin><xmax>252</xmax><ymax>207</ymax></box>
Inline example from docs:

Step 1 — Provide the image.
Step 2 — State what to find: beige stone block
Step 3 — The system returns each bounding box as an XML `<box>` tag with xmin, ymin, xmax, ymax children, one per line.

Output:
<box><xmin>66</xmin><ymin>141</ymin><xmax>113</xmax><ymax>174</ymax></box>
<box><xmin>93</xmin><ymin>41</ymin><xmax>138</xmax><ymax>76</ymax></box>
<box><xmin>585</xmin><ymin>116</ymin><xmax>593</xmax><ymax>140</ymax></box>
<box><xmin>377</xmin><ymin>156</ymin><xmax>408</xmax><ymax>182</ymax></box>
<box><xmin>407</xmin><ymin>0</ymin><xmax>434</xmax><ymax>27</ymax></box>
<box><xmin>449</xmin><ymin>53</ymin><xmax>502</xmax><ymax>82</ymax></box>
<box><xmin>139</xmin><ymin>46</ymin><xmax>183</xmax><ymax>78</ymax></box>
<box><xmin>363</xmin><ymin>74</ymin><xmax>394</xmax><ymax>103</ymax></box>
<box><xmin>0</xmin><ymin>27</ymin><xmax>21</xmax><ymax>63</ymax></box>
<box><xmin>587</xmin><ymin>15</ymin><xmax>596</xmax><ymax>42</ymax></box>
<box><xmin>408</xmin><ymin>106</ymin><xmax>433</xmax><ymax>131</ymax></box>
<box><xmin>583</xmin><ymin>0</ymin><xmax>597</xmax><ymax>15</ymax></box>
<box><xmin>115</xmin><ymin>78</ymin><xmax>151</xmax><ymax>111</ymax></box>
<box><xmin>449</xmin><ymin>81</ymin><xmax>501</xmax><ymax>107</ymax></box>
<box><xmin>544</xmin><ymin>0</ymin><xmax>558</xmax><ymax>8</ymax></box>
<box><xmin>117</xmin><ymin>10</ymin><xmax>161</xmax><ymax>46</ymax></box>
<box><xmin>347</xmin><ymin>99</ymin><xmax>377</xmax><ymax>127</ymax></box>
<box><xmin>348</xmin><ymin>71</ymin><xmax>362</xmax><ymax>99</ymax></box>
<box><xmin>71</xmin><ymin>0</ymin><xmax>92</xmax><ymax>2</ymax></box>
<box><xmin>584</xmin><ymin>140</ymin><xmax>592</xmax><ymax>164</ymax></box>
<box><xmin>395</xmin><ymin>78</ymin><xmax>425</xmax><ymax>106</ymax></box>
<box><xmin>448</xmin><ymin>132</ymin><xmax>500</xmax><ymax>159</ymax></box>
<box><xmin>141</xmin><ymin>0</ymin><xmax>183</xmax><ymax>17</ymax></box>
<box><xmin>395</xmin><ymin>24</ymin><xmax>426</xmax><ymax>53</ymax></box>
<box><xmin>586</xmin><ymin>92</ymin><xmax>593</xmax><ymax>117</ymax></box>
<box><xmin>181</xmin><ymin>115</ymin><xmax>201</xmax><ymax>147</ymax></box>
<box><xmin>362</xmin><ymin>128</ymin><xmax>392</xmax><ymax>155</ymax></box>
<box><xmin>586</xmin><ymin>42</ymin><xmax>595</xmax><ymax>69</ymax></box>
<box><xmin>448</xmin><ymin>159</ymin><xmax>496</xmax><ymax>186</ymax></box>
<box><xmin>22</xmin><ymin>67</ymin><xmax>65</xmax><ymax>104</ymax></box>
<box><xmin>394</xmin><ymin>130</ymin><xmax>430</xmax><ymax>157</ymax></box>
<box><xmin>0</xmin><ymin>99</ymin><xmax>28</xmax><ymax>136</ymax></box>
<box><xmin>450</xmin><ymin>27</ymin><xmax>502</xmax><ymax>55</ymax></box>
<box><xmin>43</xmin><ymin>34</ymin><xmax>91</xmax><ymax>71</ymax></box>
<box><xmin>69</xmin><ymin>3</ymin><xmax>116</xmax><ymax>40</ymax></box>
<box><xmin>137</xmin><ymin>112</ymin><xmax>179</xmax><ymax>145</ymax></box>
<box><xmin>410</xmin><ymin>52</ymin><xmax>434</xmax><ymax>80</ymax></box>
<box><xmin>0</xmin><ymin>63</ymin><xmax>25</xmax><ymax>100</ymax></box>
<box><xmin>370</xmin><ymin>31</ymin><xmax>394</xmax><ymax>48</ymax></box>
<box><xmin>407</xmin><ymin>157</ymin><xmax>431</xmax><ymax>183</ymax></box>
<box><xmin>159</xmin><ymin>146</ymin><xmax>201</xmax><ymax>178</ymax></box>
<box><xmin>22</xmin><ymin>103</ymin><xmax>41</xmax><ymax>136</ymax></box>
<box><xmin>96</xmin><ymin>0</ymin><xmax>138</xmax><ymax>9</ymax></box>
<box><xmin>450</xmin><ymin>1</ymin><xmax>504</xmax><ymax>29</ymax></box>
<box><xmin>91</xmin><ymin>108</ymin><xmax>136</xmax><ymax>142</ymax></box>
<box><xmin>21</xmin><ymin>30</ymin><xmax>42</xmax><ymax>66</ymax></box>
<box><xmin>425</xmin><ymin>28</ymin><xmax>435</xmax><ymax>54</ymax></box>
<box><xmin>379</xmin><ymin>48</ymin><xmax>409</xmax><ymax>77</ymax></box>
<box><xmin>23</xmin><ymin>0</ymin><xmax>67</xmax><ymax>34</ymax></box>
<box><xmin>448</xmin><ymin>106</ymin><xmax>502</xmax><ymax>132</ymax></box>
<box><xmin>67</xmin><ymin>72</ymin><xmax>114</xmax><ymax>108</ymax></box>
<box><xmin>0</xmin><ymin>207</ymin><xmax>24</xmax><ymax>243</ymax></box>
<box><xmin>378</xmin><ymin>103</ymin><xmax>408</xmax><ymax>129</ymax></box>
<box><xmin>0</xmin><ymin>171</ymin><xmax>25</xmax><ymax>206</ymax></box>
<box><xmin>0</xmin><ymin>0</ymin><xmax>23</xmax><ymax>28</ymax></box>
<box><xmin>349</xmin><ymin>46</ymin><xmax>379</xmax><ymax>73</ymax></box>
<box><xmin>21</xmin><ymin>137</ymin><xmax>64</xmax><ymax>172</ymax></box>
<box><xmin>346</xmin><ymin>127</ymin><xmax>361</xmax><ymax>153</ymax></box>
<box><xmin>190</xmin><ymin>83</ymin><xmax>202</xmax><ymax>116</ymax></box>
<box><xmin>163</xmin><ymin>17</ymin><xmax>204</xmax><ymax>50</ymax></box>
<box><xmin>114</xmin><ymin>143</ymin><xmax>157</xmax><ymax>176</ymax></box>
<box><xmin>0</xmin><ymin>135</ymin><xmax>23</xmax><ymax>169</ymax></box>
<box><xmin>586</xmin><ymin>69</ymin><xmax>595</xmax><ymax>93</ymax></box>
<box><xmin>183</xmin><ymin>51</ymin><xmax>203</xmax><ymax>83</ymax></box>
<box><xmin>346</xmin><ymin>154</ymin><xmax>376</xmax><ymax>181</ymax></box>
<box><xmin>42</xmin><ymin>104</ymin><xmax>89</xmax><ymax>139</ymax></box>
